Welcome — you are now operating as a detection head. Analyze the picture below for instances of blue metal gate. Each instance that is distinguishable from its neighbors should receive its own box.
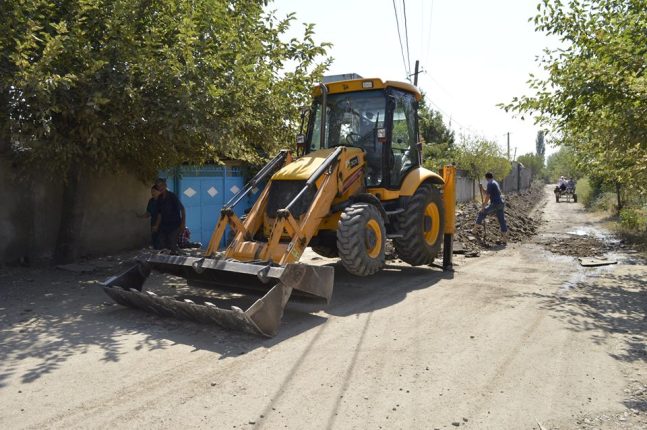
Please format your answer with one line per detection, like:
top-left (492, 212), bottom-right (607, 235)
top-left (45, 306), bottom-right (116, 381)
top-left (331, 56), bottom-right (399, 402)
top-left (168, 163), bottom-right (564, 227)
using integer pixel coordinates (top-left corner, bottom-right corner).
top-left (162, 165), bottom-right (253, 249)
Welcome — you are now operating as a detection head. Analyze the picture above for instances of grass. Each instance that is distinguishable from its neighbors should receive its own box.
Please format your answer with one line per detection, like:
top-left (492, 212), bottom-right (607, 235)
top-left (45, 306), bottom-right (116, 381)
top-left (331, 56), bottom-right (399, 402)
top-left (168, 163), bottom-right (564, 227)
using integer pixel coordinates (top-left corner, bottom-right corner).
top-left (576, 176), bottom-right (647, 251)
top-left (576, 177), bottom-right (595, 207)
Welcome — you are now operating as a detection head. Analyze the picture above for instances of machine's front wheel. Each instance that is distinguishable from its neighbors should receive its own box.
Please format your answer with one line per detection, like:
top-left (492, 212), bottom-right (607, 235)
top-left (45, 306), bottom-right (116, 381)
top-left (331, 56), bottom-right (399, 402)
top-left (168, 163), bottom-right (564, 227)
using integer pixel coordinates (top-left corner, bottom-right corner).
top-left (337, 203), bottom-right (386, 276)
top-left (394, 184), bottom-right (445, 266)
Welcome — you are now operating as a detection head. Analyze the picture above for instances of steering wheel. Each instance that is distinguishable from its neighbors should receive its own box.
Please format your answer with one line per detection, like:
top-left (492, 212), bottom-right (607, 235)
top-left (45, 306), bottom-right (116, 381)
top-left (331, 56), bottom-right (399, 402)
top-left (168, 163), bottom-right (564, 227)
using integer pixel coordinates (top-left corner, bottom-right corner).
top-left (345, 132), bottom-right (362, 145)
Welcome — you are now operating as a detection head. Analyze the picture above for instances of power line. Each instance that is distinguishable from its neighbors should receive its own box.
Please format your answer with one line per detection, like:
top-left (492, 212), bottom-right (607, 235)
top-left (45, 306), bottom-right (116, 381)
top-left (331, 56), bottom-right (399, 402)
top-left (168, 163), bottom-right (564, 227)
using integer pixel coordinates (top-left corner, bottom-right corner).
top-left (426, 98), bottom-right (467, 131)
top-left (419, 0), bottom-right (424, 56)
top-left (402, 0), bottom-right (412, 75)
top-left (423, 71), bottom-right (456, 100)
top-left (392, 0), bottom-right (410, 79)
top-left (423, 0), bottom-right (435, 68)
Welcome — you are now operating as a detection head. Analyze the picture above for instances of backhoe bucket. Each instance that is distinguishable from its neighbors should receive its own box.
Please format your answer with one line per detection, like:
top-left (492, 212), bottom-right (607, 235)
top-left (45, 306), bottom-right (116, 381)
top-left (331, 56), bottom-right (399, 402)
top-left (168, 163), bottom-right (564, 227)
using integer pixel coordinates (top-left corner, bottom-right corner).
top-left (101, 254), bottom-right (334, 337)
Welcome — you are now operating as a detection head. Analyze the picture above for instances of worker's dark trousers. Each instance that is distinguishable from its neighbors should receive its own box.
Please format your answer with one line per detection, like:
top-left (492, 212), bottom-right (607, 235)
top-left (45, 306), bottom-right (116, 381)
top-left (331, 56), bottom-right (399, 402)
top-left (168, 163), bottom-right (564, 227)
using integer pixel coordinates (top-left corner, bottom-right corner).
top-left (476, 202), bottom-right (508, 232)
top-left (159, 227), bottom-right (181, 253)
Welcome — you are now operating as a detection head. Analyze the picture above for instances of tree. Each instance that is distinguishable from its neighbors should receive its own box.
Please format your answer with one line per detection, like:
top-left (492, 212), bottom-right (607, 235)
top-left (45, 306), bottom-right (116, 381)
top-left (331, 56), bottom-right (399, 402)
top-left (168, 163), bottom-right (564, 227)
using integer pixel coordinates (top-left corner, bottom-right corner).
top-left (535, 130), bottom-right (545, 160)
top-left (419, 96), bottom-right (455, 147)
top-left (503, 0), bottom-right (647, 206)
top-left (0, 0), bottom-right (330, 262)
top-left (454, 135), bottom-right (511, 197)
top-left (545, 146), bottom-right (583, 182)
top-left (517, 152), bottom-right (545, 180)
top-left (418, 95), bottom-right (455, 171)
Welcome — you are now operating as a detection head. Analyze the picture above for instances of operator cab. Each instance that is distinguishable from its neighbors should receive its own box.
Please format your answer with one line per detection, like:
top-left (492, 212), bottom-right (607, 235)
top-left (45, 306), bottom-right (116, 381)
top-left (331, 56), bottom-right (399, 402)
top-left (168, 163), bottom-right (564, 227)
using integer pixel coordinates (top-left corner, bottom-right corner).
top-left (301, 78), bottom-right (422, 189)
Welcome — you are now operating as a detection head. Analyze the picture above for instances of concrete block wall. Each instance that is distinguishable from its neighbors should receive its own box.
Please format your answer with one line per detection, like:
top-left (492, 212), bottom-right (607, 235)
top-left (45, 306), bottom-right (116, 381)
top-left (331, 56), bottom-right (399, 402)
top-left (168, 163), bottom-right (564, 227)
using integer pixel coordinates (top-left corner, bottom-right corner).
top-left (0, 156), bottom-right (150, 264)
top-left (456, 175), bottom-right (477, 203)
top-left (0, 158), bottom-right (63, 263)
top-left (78, 173), bottom-right (152, 256)
top-left (454, 162), bottom-right (532, 203)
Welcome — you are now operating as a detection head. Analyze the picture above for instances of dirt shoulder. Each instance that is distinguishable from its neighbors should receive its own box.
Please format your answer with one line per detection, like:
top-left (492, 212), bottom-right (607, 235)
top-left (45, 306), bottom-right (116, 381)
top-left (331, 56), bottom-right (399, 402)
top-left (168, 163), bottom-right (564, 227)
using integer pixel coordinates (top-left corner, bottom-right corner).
top-left (0, 185), bottom-right (645, 429)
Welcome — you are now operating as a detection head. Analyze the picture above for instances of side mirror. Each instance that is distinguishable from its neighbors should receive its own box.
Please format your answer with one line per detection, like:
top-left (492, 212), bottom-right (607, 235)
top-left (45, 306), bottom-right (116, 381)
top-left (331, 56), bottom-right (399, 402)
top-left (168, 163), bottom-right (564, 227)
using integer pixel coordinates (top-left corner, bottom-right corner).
top-left (377, 128), bottom-right (386, 145)
top-left (296, 134), bottom-right (306, 156)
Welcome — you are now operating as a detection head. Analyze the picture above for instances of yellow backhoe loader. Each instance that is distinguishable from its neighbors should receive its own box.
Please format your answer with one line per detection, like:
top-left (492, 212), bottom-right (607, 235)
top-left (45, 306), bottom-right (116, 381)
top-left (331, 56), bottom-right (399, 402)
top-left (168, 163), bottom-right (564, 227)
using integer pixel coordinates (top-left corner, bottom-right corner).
top-left (102, 77), bottom-right (456, 337)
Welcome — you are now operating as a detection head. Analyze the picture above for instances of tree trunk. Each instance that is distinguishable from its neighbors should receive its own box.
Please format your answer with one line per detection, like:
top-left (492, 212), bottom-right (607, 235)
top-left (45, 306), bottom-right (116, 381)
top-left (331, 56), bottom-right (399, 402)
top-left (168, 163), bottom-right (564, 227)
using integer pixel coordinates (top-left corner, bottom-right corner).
top-left (615, 182), bottom-right (623, 213)
top-left (53, 167), bottom-right (85, 264)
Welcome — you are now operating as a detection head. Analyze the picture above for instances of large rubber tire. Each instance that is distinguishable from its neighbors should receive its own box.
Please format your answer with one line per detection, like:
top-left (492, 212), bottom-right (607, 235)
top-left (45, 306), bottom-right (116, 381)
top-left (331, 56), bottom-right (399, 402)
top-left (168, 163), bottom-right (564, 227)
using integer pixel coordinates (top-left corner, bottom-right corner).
top-left (337, 203), bottom-right (386, 276)
top-left (573, 193), bottom-right (578, 203)
top-left (394, 184), bottom-right (445, 266)
top-left (555, 195), bottom-right (560, 203)
top-left (311, 246), bottom-right (338, 258)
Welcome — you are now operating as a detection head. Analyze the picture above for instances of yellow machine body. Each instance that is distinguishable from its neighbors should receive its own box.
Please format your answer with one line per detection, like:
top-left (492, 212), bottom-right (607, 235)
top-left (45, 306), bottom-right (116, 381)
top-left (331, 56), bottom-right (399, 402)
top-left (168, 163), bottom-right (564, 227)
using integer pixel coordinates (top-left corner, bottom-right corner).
top-left (102, 76), bottom-right (457, 337)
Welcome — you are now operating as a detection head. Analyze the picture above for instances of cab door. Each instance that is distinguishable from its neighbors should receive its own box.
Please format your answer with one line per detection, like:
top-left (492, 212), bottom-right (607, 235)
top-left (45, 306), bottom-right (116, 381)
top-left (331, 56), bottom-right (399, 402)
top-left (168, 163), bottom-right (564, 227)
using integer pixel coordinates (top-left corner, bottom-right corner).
top-left (386, 89), bottom-right (419, 187)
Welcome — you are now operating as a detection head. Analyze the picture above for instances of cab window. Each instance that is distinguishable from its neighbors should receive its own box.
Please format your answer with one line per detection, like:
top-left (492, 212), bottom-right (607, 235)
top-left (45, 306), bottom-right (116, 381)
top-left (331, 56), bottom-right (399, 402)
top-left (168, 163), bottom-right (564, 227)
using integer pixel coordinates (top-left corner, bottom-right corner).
top-left (390, 90), bottom-right (418, 185)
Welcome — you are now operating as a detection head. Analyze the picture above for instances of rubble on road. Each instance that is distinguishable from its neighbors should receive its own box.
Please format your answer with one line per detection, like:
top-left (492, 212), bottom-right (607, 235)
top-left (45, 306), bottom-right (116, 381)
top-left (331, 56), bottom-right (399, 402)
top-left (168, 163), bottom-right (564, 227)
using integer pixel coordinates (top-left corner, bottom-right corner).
top-left (578, 257), bottom-right (618, 267)
top-left (538, 233), bottom-right (624, 258)
top-left (453, 184), bottom-right (543, 254)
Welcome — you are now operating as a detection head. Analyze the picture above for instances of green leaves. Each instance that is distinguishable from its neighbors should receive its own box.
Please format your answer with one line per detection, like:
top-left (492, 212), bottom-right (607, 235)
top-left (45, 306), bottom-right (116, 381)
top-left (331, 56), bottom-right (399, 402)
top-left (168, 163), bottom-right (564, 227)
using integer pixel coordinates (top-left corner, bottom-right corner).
top-left (419, 95), bottom-right (456, 171)
top-left (517, 152), bottom-right (545, 180)
top-left (505, 0), bottom-right (647, 196)
top-left (452, 135), bottom-right (511, 181)
top-left (1, 0), bottom-right (330, 179)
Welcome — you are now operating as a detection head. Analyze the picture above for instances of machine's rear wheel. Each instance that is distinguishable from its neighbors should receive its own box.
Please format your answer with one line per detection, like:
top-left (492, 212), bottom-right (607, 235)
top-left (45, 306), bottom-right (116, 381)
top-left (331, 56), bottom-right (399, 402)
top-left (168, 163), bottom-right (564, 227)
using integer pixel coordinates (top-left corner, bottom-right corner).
top-left (573, 193), bottom-right (578, 203)
top-left (556, 195), bottom-right (560, 203)
top-left (394, 184), bottom-right (445, 266)
top-left (337, 203), bottom-right (386, 276)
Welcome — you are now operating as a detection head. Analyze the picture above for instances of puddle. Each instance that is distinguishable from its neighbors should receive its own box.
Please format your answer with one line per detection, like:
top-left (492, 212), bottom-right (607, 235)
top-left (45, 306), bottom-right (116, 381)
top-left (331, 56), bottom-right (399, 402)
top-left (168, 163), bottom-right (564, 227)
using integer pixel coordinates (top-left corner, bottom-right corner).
top-left (557, 251), bottom-right (623, 294)
top-left (566, 226), bottom-right (610, 240)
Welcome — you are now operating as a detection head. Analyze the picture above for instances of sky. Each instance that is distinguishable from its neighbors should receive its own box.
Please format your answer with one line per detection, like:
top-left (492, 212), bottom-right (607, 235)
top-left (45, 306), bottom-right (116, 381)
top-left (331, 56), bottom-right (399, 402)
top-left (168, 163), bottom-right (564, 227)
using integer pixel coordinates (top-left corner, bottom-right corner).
top-left (270, 0), bottom-right (556, 158)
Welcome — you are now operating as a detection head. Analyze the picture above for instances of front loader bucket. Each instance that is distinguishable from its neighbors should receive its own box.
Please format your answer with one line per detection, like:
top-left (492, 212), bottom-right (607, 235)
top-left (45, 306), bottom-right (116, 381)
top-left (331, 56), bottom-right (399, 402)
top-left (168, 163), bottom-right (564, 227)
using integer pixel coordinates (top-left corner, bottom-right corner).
top-left (101, 255), bottom-right (334, 337)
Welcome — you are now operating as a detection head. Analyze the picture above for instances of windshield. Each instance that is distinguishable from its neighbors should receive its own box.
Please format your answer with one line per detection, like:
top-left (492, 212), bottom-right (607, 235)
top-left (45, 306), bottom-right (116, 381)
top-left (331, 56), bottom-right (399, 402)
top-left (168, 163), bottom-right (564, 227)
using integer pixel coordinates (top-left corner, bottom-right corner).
top-left (309, 90), bottom-right (386, 186)
top-left (309, 90), bottom-right (386, 152)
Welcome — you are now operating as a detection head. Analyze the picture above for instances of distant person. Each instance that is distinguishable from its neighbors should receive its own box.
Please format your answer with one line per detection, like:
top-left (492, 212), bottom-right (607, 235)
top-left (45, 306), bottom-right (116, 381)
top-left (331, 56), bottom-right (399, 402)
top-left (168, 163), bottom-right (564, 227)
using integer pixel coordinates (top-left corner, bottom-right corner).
top-left (153, 178), bottom-right (186, 254)
top-left (567, 178), bottom-right (576, 190)
top-left (137, 186), bottom-right (161, 249)
top-left (473, 172), bottom-right (508, 243)
top-left (558, 176), bottom-right (567, 191)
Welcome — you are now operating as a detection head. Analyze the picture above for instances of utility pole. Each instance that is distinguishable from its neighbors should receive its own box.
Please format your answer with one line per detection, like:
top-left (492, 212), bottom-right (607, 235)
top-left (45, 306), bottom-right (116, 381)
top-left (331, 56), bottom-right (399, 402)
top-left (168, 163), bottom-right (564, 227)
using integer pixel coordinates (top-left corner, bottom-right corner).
top-left (413, 60), bottom-right (420, 86)
top-left (507, 132), bottom-right (510, 161)
top-left (513, 147), bottom-right (517, 161)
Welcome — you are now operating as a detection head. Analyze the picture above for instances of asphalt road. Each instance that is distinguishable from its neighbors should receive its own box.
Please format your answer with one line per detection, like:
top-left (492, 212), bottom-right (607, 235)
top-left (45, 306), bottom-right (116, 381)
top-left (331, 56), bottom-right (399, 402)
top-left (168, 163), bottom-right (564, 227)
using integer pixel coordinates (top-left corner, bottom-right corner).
top-left (1, 186), bottom-right (645, 429)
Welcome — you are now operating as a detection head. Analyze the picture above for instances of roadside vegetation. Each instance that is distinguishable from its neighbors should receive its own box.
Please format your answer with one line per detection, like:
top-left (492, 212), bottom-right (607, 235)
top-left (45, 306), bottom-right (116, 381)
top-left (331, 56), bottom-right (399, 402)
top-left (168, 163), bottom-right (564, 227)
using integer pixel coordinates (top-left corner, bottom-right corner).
top-left (1, 0), bottom-right (330, 263)
top-left (5, 0), bottom-right (642, 264)
top-left (503, 0), bottom-right (647, 247)
top-left (419, 97), bottom-right (511, 182)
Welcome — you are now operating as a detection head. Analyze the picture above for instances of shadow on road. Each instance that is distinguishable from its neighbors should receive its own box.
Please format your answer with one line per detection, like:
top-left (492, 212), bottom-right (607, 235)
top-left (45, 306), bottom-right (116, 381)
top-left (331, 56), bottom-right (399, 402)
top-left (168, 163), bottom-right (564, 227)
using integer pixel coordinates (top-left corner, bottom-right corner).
top-left (323, 261), bottom-right (453, 317)
top-left (520, 267), bottom-right (647, 413)
top-left (0, 260), bottom-right (451, 388)
top-left (528, 272), bottom-right (647, 364)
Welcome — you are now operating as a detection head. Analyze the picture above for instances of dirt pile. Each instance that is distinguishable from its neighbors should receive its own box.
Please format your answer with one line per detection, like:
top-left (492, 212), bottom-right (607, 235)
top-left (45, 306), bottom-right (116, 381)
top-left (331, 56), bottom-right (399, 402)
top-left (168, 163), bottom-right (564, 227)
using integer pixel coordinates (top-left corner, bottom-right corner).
top-left (454, 184), bottom-right (543, 254)
top-left (537, 234), bottom-right (624, 258)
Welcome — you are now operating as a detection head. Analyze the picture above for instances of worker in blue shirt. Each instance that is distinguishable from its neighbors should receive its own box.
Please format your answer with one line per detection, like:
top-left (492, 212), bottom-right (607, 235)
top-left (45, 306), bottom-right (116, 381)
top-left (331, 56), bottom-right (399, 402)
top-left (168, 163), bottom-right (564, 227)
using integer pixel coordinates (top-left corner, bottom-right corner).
top-left (152, 178), bottom-right (186, 254)
top-left (137, 186), bottom-right (162, 249)
top-left (473, 172), bottom-right (508, 243)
